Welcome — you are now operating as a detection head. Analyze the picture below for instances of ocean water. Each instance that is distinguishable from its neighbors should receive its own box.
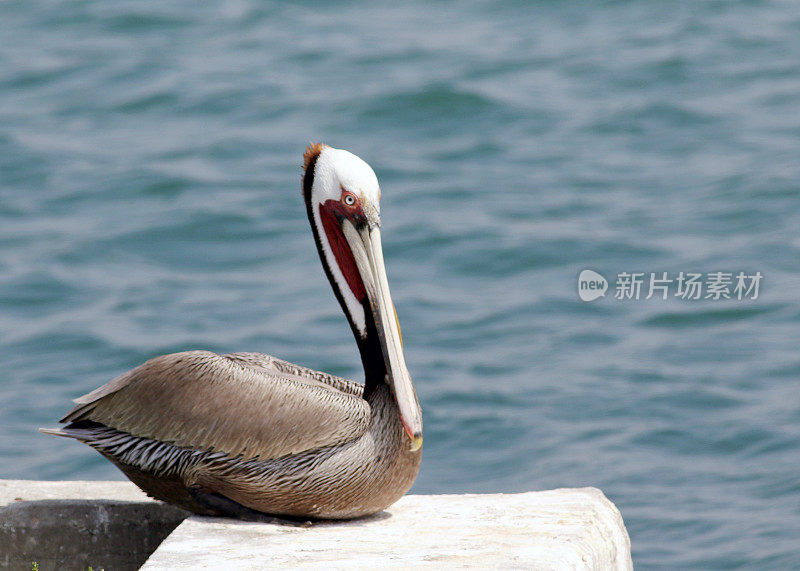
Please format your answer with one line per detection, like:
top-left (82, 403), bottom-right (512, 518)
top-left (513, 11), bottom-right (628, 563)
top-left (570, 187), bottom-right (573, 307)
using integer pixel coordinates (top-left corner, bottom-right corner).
top-left (2, 1), bottom-right (799, 567)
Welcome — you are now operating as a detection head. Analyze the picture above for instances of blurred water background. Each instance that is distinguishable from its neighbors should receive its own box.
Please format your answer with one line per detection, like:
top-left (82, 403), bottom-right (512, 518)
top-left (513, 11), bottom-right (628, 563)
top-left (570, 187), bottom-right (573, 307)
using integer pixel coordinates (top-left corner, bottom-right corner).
top-left (2, 1), bottom-right (799, 568)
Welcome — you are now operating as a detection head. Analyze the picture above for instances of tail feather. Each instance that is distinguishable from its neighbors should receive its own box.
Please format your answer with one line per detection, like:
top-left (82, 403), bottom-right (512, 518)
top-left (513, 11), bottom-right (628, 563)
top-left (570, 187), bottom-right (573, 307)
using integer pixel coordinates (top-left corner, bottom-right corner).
top-left (40, 421), bottom-right (106, 440)
top-left (39, 427), bottom-right (70, 438)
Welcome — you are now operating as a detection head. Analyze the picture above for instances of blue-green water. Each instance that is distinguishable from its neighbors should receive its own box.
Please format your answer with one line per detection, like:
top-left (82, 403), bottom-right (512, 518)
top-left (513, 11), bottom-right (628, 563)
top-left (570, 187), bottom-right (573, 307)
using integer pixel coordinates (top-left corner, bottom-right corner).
top-left (2, 1), bottom-right (799, 567)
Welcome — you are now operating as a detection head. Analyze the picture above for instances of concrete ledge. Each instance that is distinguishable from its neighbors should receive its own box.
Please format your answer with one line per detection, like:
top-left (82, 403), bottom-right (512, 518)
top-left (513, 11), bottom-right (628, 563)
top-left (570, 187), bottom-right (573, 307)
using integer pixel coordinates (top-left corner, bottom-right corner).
top-left (1, 481), bottom-right (632, 570)
top-left (144, 488), bottom-right (632, 570)
top-left (0, 480), bottom-right (188, 571)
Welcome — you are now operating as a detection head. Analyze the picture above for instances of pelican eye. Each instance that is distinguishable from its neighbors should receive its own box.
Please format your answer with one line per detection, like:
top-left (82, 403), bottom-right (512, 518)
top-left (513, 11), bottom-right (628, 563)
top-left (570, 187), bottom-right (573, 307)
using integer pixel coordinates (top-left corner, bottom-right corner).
top-left (343, 193), bottom-right (357, 206)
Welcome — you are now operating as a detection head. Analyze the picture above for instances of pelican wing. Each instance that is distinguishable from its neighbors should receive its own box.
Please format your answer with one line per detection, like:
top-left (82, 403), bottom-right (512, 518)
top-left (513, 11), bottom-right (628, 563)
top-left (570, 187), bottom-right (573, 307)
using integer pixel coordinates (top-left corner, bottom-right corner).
top-left (61, 350), bottom-right (370, 461)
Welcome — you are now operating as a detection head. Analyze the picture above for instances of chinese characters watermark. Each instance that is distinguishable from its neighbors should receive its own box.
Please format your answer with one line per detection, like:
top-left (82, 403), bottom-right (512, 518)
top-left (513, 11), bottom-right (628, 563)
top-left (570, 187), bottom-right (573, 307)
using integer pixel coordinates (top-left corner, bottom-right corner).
top-left (578, 269), bottom-right (762, 302)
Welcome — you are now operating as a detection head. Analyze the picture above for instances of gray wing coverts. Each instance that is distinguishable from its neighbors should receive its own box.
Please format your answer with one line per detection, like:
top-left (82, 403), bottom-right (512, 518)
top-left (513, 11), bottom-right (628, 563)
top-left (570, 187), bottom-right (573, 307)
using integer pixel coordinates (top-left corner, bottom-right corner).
top-left (61, 351), bottom-right (370, 461)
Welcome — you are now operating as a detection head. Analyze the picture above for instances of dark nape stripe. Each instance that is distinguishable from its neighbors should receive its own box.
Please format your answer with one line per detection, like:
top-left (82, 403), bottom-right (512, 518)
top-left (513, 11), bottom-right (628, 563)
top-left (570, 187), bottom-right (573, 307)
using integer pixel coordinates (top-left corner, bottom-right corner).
top-left (302, 151), bottom-right (319, 203)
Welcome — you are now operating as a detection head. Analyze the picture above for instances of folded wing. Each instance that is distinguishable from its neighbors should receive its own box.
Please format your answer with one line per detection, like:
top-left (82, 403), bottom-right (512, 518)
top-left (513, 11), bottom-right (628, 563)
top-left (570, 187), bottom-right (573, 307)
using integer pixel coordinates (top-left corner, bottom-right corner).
top-left (61, 350), bottom-right (370, 461)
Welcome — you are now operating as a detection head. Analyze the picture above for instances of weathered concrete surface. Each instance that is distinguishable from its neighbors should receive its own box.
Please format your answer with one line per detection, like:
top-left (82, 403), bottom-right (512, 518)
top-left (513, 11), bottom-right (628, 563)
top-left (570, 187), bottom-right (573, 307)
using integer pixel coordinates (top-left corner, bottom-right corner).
top-left (1, 481), bottom-right (631, 570)
top-left (0, 480), bottom-right (188, 571)
top-left (143, 487), bottom-right (632, 570)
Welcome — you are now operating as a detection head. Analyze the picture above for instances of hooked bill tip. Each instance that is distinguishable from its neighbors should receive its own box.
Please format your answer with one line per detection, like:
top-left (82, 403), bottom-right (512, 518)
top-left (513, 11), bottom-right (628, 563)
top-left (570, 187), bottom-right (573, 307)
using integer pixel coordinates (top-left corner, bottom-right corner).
top-left (409, 432), bottom-right (423, 452)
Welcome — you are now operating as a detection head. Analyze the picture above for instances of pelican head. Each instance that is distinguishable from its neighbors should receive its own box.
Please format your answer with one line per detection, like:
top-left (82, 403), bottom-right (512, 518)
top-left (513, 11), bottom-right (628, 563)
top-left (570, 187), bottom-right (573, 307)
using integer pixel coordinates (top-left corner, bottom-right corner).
top-left (302, 143), bottom-right (422, 452)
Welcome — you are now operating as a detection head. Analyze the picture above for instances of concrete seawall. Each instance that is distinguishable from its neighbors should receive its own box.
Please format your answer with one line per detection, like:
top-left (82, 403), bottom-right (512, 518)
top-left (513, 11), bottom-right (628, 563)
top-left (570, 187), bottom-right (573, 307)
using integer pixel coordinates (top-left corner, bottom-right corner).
top-left (1, 480), bottom-right (632, 570)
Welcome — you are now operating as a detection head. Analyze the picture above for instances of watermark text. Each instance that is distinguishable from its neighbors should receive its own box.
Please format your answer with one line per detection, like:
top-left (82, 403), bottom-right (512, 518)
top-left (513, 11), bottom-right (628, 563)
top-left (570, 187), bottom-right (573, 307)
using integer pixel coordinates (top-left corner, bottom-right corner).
top-left (578, 270), bottom-right (762, 302)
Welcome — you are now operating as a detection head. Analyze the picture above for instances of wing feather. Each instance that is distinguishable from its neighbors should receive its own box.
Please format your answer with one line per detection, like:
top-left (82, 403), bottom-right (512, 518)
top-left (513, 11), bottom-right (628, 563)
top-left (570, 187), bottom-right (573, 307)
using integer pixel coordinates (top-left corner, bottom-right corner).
top-left (61, 351), bottom-right (369, 460)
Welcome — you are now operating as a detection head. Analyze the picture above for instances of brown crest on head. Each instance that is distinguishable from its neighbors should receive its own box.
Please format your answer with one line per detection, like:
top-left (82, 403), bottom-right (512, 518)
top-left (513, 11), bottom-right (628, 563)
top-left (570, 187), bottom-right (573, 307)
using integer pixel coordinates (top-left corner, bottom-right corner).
top-left (303, 142), bottom-right (328, 174)
top-left (302, 142), bottom-right (328, 201)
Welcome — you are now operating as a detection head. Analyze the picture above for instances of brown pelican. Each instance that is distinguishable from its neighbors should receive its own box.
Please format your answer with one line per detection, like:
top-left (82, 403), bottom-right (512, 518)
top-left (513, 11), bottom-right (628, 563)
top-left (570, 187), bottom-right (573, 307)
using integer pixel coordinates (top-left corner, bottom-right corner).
top-left (41, 143), bottom-right (423, 519)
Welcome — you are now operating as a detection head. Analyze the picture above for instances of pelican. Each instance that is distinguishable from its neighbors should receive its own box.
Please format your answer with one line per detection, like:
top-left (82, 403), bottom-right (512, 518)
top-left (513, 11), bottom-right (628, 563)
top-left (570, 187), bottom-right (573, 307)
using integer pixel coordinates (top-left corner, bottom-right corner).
top-left (41, 143), bottom-right (423, 519)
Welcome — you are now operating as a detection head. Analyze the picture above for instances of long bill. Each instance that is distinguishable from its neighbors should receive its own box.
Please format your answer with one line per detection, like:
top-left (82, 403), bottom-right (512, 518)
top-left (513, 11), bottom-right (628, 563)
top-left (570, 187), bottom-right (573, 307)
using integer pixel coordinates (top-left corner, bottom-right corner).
top-left (342, 221), bottom-right (423, 452)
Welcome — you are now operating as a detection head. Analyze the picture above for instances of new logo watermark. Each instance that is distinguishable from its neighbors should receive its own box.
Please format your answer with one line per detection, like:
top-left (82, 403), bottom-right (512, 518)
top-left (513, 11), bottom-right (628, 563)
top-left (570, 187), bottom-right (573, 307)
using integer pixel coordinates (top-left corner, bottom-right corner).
top-left (578, 269), bottom-right (608, 302)
top-left (577, 270), bottom-right (762, 302)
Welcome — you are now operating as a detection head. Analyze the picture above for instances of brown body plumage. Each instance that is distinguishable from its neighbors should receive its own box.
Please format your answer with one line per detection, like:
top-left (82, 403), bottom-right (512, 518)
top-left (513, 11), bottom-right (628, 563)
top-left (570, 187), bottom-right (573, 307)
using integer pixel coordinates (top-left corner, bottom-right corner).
top-left (42, 144), bottom-right (423, 519)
